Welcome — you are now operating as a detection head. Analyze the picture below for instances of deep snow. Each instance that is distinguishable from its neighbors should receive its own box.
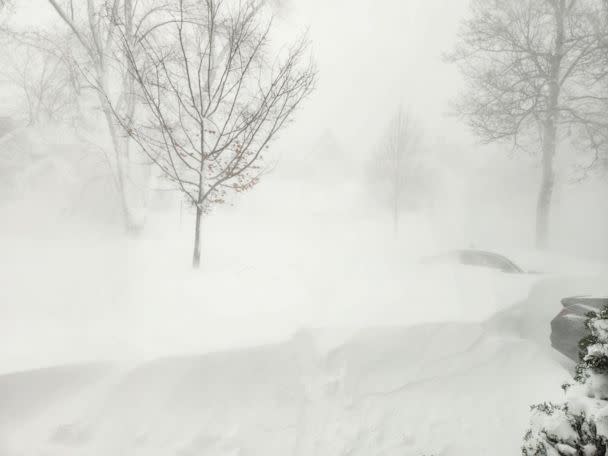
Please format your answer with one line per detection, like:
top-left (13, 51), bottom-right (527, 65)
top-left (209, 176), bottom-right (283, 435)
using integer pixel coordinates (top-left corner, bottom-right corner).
top-left (2, 180), bottom-right (606, 455)
top-left (2, 128), bottom-right (608, 455)
top-left (0, 322), bottom-right (569, 456)
top-left (2, 266), bottom-right (607, 455)
top-left (2, 202), bottom-right (607, 455)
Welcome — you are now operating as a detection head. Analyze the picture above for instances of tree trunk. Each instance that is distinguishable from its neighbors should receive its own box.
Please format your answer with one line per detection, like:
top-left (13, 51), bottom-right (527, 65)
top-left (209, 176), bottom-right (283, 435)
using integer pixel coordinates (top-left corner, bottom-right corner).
top-left (192, 205), bottom-right (203, 269)
top-left (193, 122), bottom-right (206, 268)
top-left (536, 0), bottom-right (564, 250)
top-left (393, 208), bottom-right (398, 237)
top-left (393, 190), bottom-right (399, 237)
top-left (536, 122), bottom-right (556, 249)
top-left (100, 99), bottom-right (141, 234)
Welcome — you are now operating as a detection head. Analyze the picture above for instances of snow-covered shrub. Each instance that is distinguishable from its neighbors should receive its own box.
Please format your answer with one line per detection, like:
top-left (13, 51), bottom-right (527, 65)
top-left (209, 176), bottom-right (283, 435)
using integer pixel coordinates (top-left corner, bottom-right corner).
top-left (522, 306), bottom-right (608, 455)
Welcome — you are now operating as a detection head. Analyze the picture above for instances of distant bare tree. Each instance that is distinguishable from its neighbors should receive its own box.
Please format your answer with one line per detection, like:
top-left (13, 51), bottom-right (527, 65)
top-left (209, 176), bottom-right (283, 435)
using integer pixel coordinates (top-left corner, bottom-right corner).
top-left (369, 107), bottom-right (425, 235)
top-left (45, 0), bottom-right (151, 233)
top-left (1, 40), bottom-right (77, 125)
top-left (111, 0), bottom-right (316, 267)
top-left (0, 0), bottom-right (13, 31)
top-left (567, 2), bottom-right (608, 178)
top-left (449, 0), bottom-right (608, 249)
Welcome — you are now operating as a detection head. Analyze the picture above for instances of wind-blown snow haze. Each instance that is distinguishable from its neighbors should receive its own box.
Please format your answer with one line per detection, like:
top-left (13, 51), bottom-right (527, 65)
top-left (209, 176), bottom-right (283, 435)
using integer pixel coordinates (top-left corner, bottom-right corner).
top-left (2, 0), bottom-right (608, 455)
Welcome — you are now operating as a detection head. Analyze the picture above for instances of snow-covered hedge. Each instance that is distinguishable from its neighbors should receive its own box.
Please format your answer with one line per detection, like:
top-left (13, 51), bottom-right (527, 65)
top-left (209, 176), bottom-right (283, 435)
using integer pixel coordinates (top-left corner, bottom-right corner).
top-left (522, 306), bottom-right (608, 455)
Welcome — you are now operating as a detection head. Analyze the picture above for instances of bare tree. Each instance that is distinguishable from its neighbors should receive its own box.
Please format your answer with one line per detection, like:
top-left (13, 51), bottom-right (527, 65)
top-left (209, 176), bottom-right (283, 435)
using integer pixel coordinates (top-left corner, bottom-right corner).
top-left (369, 107), bottom-right (425, 235)
top-left (45, 0), bottom-right (151, 233)
top-left (566, 2), bottom-right (608, 179)
top-left (0, 39), bottom-right (78, 125)
top-left (111, 0), bottom-right (316, 267)
top-left (449, 0), bottom-right (608, 249)
top-left (0, 0), bottom-right (13, 32)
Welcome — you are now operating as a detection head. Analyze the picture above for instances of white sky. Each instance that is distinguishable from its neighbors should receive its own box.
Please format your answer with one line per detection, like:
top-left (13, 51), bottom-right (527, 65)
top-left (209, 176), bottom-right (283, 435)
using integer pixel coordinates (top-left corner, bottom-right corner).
top-left (275, 0), bottom-right (475, 156)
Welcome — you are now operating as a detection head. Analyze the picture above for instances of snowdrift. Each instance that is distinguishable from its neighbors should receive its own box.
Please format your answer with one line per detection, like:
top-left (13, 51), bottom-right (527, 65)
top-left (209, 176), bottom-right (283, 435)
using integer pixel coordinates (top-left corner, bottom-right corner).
top-left (0, 323), bottom-right (567, 456)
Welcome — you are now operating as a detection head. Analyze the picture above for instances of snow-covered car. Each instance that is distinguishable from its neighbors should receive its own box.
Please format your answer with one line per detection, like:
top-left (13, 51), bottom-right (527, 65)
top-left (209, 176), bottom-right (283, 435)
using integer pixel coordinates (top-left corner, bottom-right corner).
top-left (550, 296), bottom-right (608, 362)
top-left (417, 249), bottom-right (544, 321)
top-left (422, 249), bottom-right (526, 273)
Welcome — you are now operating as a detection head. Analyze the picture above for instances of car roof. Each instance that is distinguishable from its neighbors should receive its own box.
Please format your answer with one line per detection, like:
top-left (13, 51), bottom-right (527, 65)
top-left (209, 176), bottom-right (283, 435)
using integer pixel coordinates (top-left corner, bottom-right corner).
top-left (451, 249), bottom-right (525, 272)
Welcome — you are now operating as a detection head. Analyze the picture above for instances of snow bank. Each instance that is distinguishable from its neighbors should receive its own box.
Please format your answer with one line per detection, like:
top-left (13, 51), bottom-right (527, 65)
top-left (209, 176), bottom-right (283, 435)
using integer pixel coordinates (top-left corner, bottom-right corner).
top-left (0, 323), bottom-right (567, 456)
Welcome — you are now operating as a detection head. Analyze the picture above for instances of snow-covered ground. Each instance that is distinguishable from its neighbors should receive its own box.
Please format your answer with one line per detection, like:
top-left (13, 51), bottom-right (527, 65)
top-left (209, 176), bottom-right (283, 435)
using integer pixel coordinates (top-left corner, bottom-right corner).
top-left (0, 204), bottom-right (563, 373)
top-left (1, 202), bottom-right (607, 455)
top-left (2, 136), bottom-right (608, 455)
top-left (0, 321), bottom-right (573, 456)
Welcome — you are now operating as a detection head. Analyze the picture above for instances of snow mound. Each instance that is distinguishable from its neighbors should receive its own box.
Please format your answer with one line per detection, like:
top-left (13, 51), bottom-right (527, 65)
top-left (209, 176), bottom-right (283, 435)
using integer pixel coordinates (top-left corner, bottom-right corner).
top-left (0, 323), bottom-right (567, 456)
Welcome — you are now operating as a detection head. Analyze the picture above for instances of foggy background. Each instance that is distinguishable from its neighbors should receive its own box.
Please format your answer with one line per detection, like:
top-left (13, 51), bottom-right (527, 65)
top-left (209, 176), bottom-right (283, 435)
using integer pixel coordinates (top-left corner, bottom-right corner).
top-left (1, 1), bottom-right (608, 455)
